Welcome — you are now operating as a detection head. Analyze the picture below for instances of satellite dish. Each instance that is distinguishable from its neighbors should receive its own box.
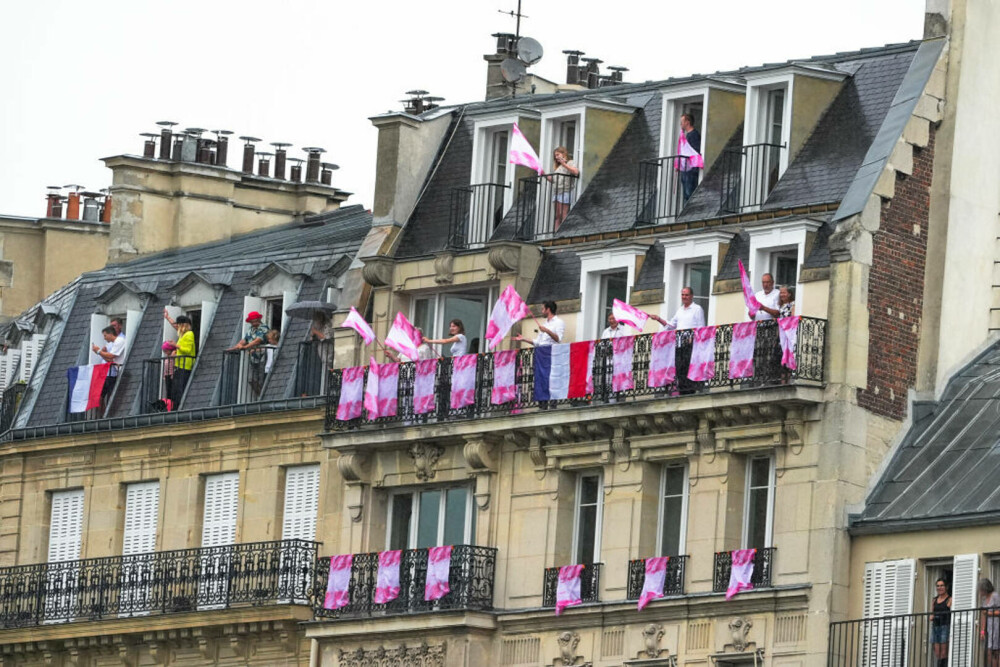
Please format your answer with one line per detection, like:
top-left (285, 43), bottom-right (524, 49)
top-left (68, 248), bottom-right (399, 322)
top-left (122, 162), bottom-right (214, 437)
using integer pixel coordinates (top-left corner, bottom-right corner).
top-left (516, 37), bottom-right (543, 65)
top-left (500, 58), bottom-right (527, 83)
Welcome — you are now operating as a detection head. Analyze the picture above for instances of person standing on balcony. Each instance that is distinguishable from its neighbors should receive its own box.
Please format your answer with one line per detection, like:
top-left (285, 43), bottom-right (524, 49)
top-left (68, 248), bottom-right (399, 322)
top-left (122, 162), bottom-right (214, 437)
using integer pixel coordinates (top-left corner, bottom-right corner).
top-left (92, 326), bottom-right (125, 408)
top-left (980, 578), bottom-right (1000, 666)
top-left (649, 287), bottom-right (705, 395)
top-left (515, 301), bottom-right (565, 347)
top-left (549, 147), bottom-right (579, 231)
top-left (678, 114), bottom-right (702, 203)
top-left (931, 578), bottom-right (951, 667)
top-left (424, 319), bottom-right (468, 357)
top-left (750, 273), bottom-right (781, 384)
top-left (169, 315), bottom-right (196, 406)
top-left (228, 311), bottom-right (269, 399)
top-left (601, 313), bottom-right (627, 339)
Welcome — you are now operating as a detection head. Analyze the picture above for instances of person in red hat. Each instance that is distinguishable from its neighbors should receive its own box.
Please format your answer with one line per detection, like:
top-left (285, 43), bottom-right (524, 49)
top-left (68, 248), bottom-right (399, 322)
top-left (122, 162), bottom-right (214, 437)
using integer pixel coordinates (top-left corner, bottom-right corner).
top-left (228, 310), bottom-right (269, 399)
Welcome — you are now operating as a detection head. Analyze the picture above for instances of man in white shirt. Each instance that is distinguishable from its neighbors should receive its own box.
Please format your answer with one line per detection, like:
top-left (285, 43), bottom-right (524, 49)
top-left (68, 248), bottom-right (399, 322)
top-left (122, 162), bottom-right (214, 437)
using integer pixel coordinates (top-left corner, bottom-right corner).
top-left (751, 273), bottom-right (782, 383)
top-left (650, 287), bottom-right (706, 331)
top-left (92, 325), bottom-right (126, 407)
top-left (751, 273), bottom-right (780, 321)
top-left (515, 301), bottom-right (566, 347)
top-left (601, 313), bottom-right (628, 339)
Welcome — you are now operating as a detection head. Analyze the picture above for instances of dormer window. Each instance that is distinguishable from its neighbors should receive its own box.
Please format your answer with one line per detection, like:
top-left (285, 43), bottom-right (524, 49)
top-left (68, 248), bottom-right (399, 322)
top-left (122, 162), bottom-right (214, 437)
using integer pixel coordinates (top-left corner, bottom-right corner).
top-left (454, 116), bottom-right (522, 249)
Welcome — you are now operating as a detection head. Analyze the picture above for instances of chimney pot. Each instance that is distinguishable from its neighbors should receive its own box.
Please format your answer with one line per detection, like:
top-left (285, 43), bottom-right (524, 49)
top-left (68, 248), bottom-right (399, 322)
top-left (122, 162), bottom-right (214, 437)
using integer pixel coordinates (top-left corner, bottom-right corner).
top-left (302, 147), bottom-right (325, 183)
top-left (64, 185), bottom-right (83, 220)
top-left (156, 121), bottom-right (177, 160)
top-left (45, 186), bottom-right (63, 218)
top-left (289, 158), bottom-right (304, 182)
top-left (239, 136), bottom-right (260, 174)
top-left (213, 130), bottom-right (232, 167)
top-left (271, 142), bottom-right (291, 180)
top-left (257, 151), bottom-right (273, 178)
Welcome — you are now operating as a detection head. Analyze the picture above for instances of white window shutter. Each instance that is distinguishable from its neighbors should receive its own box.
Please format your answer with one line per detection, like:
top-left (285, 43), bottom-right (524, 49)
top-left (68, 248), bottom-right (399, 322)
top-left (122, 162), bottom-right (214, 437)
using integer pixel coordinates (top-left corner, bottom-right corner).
top-left (862, 559), bottom-right (914, 666)
top-left (122, 482), bottom-right (159, 556)
top-left (282, 465), bottom-right (320, 542)
top-left (48, 489), bottom-right (84, 563)
top-left (889, 558), bottom-right (916, 615)
top-left (19, 335), bottom-right (45, 383)
top-left (950, 553), bottom-right (980, 667)
top-left (124, 309), bottom-right (142, 359)
top-left (0, 352), bottom-right (9, 391)
top-left (201, 473), bottom-right (239, 548)
top-left (200, 300), bottom-right (218, 350)
top-left (162, 305), bottom-right (184, 346)
top-left (90, 313), bottom-right (110, 364)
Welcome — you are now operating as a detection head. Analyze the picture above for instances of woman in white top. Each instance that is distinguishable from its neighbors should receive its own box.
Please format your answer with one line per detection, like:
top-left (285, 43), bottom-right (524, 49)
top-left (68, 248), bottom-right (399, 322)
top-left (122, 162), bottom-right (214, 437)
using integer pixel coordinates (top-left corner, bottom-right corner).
top-left (550, 146), bottom-right (580, 231)
top-left (425, 319), bottom-right (468, 357)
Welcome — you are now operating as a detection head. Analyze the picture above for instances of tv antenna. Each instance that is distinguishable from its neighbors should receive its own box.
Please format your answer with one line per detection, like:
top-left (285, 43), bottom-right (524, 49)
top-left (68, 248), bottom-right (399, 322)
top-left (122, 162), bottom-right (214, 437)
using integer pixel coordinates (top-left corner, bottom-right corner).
top-left (495, 0), bottom-right (543, 98)
top-left (497, 0), bottom-right (528, 39)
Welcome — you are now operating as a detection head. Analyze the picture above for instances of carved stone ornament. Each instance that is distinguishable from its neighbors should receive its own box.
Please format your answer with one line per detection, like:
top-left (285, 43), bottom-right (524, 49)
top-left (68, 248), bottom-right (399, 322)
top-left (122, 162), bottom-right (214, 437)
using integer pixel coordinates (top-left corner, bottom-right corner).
top-left (338, 641), bottom-right (446, 667)
top-left (337, 450), bottom-right (370, 483)
top-left (433, 252), bottom-right (454, 284)
top-left (360, 257), bottom-right (394, 288)
top-left (553, 631), bottom-right (583, 666)
top-left (487, 244), bottom-right (521, 274)
top-left (639, 623), bottom-right (666, 659)
top-left (409, 443), bottom-right (444, 481)
top-left (462, 437), bottom-right (497, 471)
top-left (728, 617), bottom-right (753, 653)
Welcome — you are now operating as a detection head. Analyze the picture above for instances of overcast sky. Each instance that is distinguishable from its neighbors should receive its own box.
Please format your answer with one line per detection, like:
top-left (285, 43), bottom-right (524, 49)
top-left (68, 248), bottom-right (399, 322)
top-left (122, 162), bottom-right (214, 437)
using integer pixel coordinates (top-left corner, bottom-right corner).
top-left (0, 0), bottom-right (925, 219)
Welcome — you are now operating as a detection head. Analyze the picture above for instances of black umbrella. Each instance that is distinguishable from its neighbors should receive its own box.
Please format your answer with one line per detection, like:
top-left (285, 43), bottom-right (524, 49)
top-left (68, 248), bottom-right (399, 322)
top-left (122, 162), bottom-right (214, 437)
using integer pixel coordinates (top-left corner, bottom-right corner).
top-left (284, 301), bottom-right (338, 319)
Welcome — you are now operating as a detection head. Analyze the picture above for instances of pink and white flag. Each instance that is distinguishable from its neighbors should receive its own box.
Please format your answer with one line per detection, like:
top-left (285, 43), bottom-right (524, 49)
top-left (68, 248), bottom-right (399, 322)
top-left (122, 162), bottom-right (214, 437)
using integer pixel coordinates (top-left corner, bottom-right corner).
top-left (648, 329), bottom-right (677, 388)
top-left (729, 321), bottom-right (757, 379)
top-left (450, 354), bottom-right (478, 409)
top-left (510, 122), bottom-right (543, 174)
top-left (612, 298), bottom-right (649, 332)
top-left (413, 359), bottom-right (438, 414)
top-left (486, 285), bottom-right (531, 350)
top-left (676, 132), bottom-right (705, 170)
top-left (555, 564), bottom-right (585, 616)
top-left (364, 358), bottom-right (400, 420)
top-left (341, 306), bottom-right (376, 345)
top-left (385, 312), bottom-right (421, 361)
top-left (739, 260), bottom-right (761, 319)
top-left (638, 556), bottom-right (669, 611)
top-left (323, 554), bottom-right (353, 610)
top-left (491, 349), bottom-right (518, 405)
top-left (612, 336), bottom-right (636, 392)
top-left (424, 545), bottom-right (453, 601)
top-left (688, 326), bottom-right (717, 382)
top-left (336, 366), bottom-right (366, 421)
top-left (726, 548), bottom-right (756, 600)
top-left (778, 316), bottom-right (800, 370)
top-left (374, 550), bottom-right (402, 604)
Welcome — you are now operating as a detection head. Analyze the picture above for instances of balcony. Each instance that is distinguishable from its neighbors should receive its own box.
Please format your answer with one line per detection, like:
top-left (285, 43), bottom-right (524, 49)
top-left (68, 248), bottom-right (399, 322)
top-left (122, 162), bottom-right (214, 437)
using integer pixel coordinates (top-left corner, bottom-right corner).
top-left (448, 183), bottom-right (509, 249)
top-left (719, 142), bottom-right (786, 213)
top-left (514, 172), bottom-right (579, 240)
top-left (325, 317), bottom-right (826, 431)
top-left (0, 383), bottom-right (26, 433)
top-left (65, 363), bottom-right (122, 422)
top-left (635, 155), bottom-right (691, 225)
top-left (625, 555), bottom-right (688, 601)
top-left (141, 355), bottom-right (196, 413)
top-left (0, 539), bottom-right (318, 629)
top-left (293, 340), bottom-right (333, 397)
top-left (220, 346), bottom-right (275, 404)
top-left (313, 545), bottom-right (496, 619)
top-left (828, 607), bottom-right (988, 667)
top-left (712, 547), bottom-right (775, 593)
top-left (542, 563), bottom-right (601, 607)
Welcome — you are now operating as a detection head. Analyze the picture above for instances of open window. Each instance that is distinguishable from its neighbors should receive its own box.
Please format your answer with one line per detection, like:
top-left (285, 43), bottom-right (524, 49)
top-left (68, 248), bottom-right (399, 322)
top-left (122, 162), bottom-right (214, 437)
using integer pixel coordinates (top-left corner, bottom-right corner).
top-left (661, 232), bottom-right (730, 326)
top-left (573, 472), bottom-right (603, 565)
top-left (742, 454), bottom-right (774, 550)
top-left (599, 271), bottom-right (628, 331)
top-left (411, 289), bottom-right (490, 356)
top-left (659, 463), bottom-right (688, 557)
top-left (747, 220), bottom-right (822, 313)
top-left (388, 486), bottom-right (473, 550)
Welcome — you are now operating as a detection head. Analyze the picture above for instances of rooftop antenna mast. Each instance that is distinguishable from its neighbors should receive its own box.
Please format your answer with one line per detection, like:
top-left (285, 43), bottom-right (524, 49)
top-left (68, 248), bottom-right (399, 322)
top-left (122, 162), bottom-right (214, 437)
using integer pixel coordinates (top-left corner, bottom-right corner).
top-left (496, 0), bottom-right (543, 100)
top-left (498, 0), bottom-right (527, 40)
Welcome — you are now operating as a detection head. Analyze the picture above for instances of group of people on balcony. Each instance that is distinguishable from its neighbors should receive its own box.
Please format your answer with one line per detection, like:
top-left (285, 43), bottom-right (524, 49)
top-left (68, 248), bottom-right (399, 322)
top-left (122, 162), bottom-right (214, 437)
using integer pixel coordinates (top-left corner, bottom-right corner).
top-left (90, 316), bottom-right (126, 409)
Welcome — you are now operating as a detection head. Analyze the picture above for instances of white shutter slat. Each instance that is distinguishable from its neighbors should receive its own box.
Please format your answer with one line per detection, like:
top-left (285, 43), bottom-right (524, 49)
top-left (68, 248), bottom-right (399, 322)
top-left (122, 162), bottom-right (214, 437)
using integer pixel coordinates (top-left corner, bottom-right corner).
top-left (282, 465), bottom-right (319, 542)
top-left (950, 553), bottom-right (979, 667)
top-left (48, 489), bottom-right (84, 563)
top-left (123, 482), bottom-right (159, 556)
top-left (202, 473), bottom-right (239, 547)
top-left (19, 335), bottom-right (46, 383)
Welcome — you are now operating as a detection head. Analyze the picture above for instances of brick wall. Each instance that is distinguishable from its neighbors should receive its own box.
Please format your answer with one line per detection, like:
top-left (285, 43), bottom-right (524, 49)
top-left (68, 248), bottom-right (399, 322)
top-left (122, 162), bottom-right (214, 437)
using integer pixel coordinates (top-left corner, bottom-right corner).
top-left (857, 127), bottom-right (935, 419)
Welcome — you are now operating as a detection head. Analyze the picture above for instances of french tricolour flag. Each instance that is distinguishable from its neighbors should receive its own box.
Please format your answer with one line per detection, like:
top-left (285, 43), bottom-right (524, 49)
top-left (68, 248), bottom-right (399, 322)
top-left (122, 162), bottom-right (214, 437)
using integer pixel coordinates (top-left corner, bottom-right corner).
top-left (66, 364), bottom-right (111, 413)
top-left (533, 342), bottom-right (594, 401)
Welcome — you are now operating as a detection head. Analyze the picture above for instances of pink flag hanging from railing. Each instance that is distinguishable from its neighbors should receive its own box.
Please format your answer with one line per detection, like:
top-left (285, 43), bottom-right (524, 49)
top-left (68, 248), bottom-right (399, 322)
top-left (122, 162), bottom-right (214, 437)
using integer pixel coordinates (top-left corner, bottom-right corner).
top-left (648, 330), bottom-right (677, 388)
top-left (688, 326), bottom-right (717, 382)
top-left (364, 359), bottom-right (399, 420)
top-left (612, 336), bottom-right (636, 392)
top-left (726, 548), bottom-right (756, 600)
top-left (729, 321), bottom-right (757, 379)
top-left (510, 122), bottom-right (544, 174)
top-left (638, 556), bottom-right (669, 611)
top-left (373, 550), bottom-right (402, 604)
top-left (413, 359), bottom-right (438, 414)
top-left (491, 349), bottom-right (518, 405)
top-left (424, 545), bottom-right (453, 601)
top-left (323, 554), bottom-right (353, 610)
top-left (555, 564), bottom-right (585, 616)
top-left (486, 285), bottom-right (531, 350)
top-left (336, 366), bottom-right (366, 421)
top-left (385, 312), bottom-right (421, 361)
top-left (739, 260), bottom-right (761, 319)
top-left (778, 316), bottom-right (800, 370)
top-left (341, 306), bottom-right (376, 345)
top-left (450, 354), bottom-right (478, 409)
top-left (612, 299), bottom-right (648, 332)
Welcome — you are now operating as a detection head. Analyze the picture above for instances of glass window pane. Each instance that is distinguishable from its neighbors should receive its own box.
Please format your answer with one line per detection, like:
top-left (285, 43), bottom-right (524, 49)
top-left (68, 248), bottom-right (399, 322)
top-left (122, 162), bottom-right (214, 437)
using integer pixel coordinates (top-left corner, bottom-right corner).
top-left (664, 466), bottom-right (685, 496)
top-left (442, 294), bottom-right (487, 356)
top-left (751, 457), bottom-right (770, 487)
top-left (576, 505), bottom-right (597, 564)
top-left (746, 487), bottom-right (769, 549)
top-left (413, 298), bottom-right (435, 339)
top-left (416, 490), bottom-right (441, 549)
top-left (389, 494), bottom-right (412, 551)
top-left (580, 475), bottom-right (600, 504)
top-left (660, 495), bottom-right (683, 556)
top-left (600, 273), bottom-right (628, 328)
top-left (443, 488), bottom-right (468, 546)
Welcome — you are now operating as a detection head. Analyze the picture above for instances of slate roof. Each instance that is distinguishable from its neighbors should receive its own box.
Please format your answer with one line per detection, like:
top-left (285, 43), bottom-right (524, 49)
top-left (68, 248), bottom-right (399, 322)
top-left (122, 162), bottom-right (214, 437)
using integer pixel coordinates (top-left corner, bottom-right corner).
top-left (852, 341), bottom-right (1000, 533)
top-left (10, 205), bottom-right (371, 432)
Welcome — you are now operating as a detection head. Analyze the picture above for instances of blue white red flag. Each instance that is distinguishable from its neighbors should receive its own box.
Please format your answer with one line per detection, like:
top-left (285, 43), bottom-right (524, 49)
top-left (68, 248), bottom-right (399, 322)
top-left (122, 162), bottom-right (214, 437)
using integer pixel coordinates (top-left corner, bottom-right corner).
top-left (533, 342), bottom-right (594, 401)
top-left (66, 364), bottom-right (111, 413)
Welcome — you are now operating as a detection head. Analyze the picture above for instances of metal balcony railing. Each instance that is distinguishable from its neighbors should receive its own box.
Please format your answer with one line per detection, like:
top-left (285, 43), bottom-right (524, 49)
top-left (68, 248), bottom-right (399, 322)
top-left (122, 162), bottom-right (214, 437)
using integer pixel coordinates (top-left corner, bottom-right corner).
top-left (712, 547), bottom-right (775, 593)
top-left (448, 183), bottom-right (509, 249)
top-left (0, 539), bottom-right (318, 629)
top-left (542, 563), bottom-right (601, 607)
top-left (635, 155), bottom-right (692, 225)
top-left (515, 172), bottom-right (579, 240)
top-left (625, 555), bottom-right (689, 600)
top-left (313, 545), bottom-right (496, 619)
top-left (325, 317), bottom-right (827, 431)
top-left (294, 340), bottom-right (334, 398)
top-left (0, 383), bottom-right (26, 433)
top-left (828, 607), bottom-right (993, 667)
top-left (141, 355), bottom-right (196, 413)
top-left (719, 142), bottom-right (786, 213)
top-left (220, 346), bottom-right (276, 405)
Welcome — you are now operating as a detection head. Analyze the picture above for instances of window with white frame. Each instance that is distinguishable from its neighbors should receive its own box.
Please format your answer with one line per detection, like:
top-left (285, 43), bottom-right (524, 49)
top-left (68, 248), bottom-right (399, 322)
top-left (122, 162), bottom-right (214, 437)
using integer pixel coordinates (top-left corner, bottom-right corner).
top-left (747, 220), bottom-right (821, 314)
top-left (122, 481), bottom-right (159, 556)
top-left (282, 465), bottom-right (320, 542)
top-left (661, 232), bottom-right (730, 326)
top-left (742, 454), bottom-right (774, 550)
top-left (578, 244), bottom-right (647, 339)
top-left (388, 486), bottom-right (473, 550)
top-left (599, 271), bottom-right (628, 330)
top-left (770, 249), bottom-right (798, 289)
top-left (659, 463), bottom-right (688, 557)
top-left (411, 289), bottom-right (491, 355)
top-left (574, 472), bottom-right (603, 565)
top-left (684, 261), bottom-right (712, 316)
top-left (542, 114), bottom-right (581, 171)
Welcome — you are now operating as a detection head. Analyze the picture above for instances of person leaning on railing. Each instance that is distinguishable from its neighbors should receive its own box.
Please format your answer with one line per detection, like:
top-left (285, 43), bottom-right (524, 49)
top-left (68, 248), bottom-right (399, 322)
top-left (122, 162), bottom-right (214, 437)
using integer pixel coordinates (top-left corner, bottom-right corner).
top-left (228, 311), bottom-right (269, 399)
top-left (648, 286), bottom-right (705, 395)
top-left (163, 310), bottom-right (196, 407)
top-left (549, 147), bottom-right (579, 231)
top-left (980, 578), bottom-right (1000, 665)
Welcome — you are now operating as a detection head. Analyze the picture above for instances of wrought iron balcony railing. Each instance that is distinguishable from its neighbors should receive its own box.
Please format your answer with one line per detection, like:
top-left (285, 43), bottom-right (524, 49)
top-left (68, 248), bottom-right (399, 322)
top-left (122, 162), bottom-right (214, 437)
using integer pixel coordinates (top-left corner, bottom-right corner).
top-left (0, 383), bottom-right (26, 433)
top-left (313, 545), bottom-right (496, 619)
top-left (325, 317), bottom-right (826, 431)
top-left (719, 142), bottom-right (786, 213)
top-left (515, 172), bottom-right (579, 240)
top-left (294, 340), bottom-right (334, 398)
top-left (141, 355), bottom-right (196, 413)
top-left (220, 346), bottom-right (277, 405)
top-left (0, 539), bottom-right (318, 629)
top-left (828, 607), bottom-right (992, 667)
top-left (712, 547), bottom-right (775, 593)
top-left (542, 563), bottom-right (601, 607)
top-left (448, 183), bottom-right (509, 249)
top-left (625, 555), bottom-right (688, 601)
top-left (635, 155), bottom-right (694, 225)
